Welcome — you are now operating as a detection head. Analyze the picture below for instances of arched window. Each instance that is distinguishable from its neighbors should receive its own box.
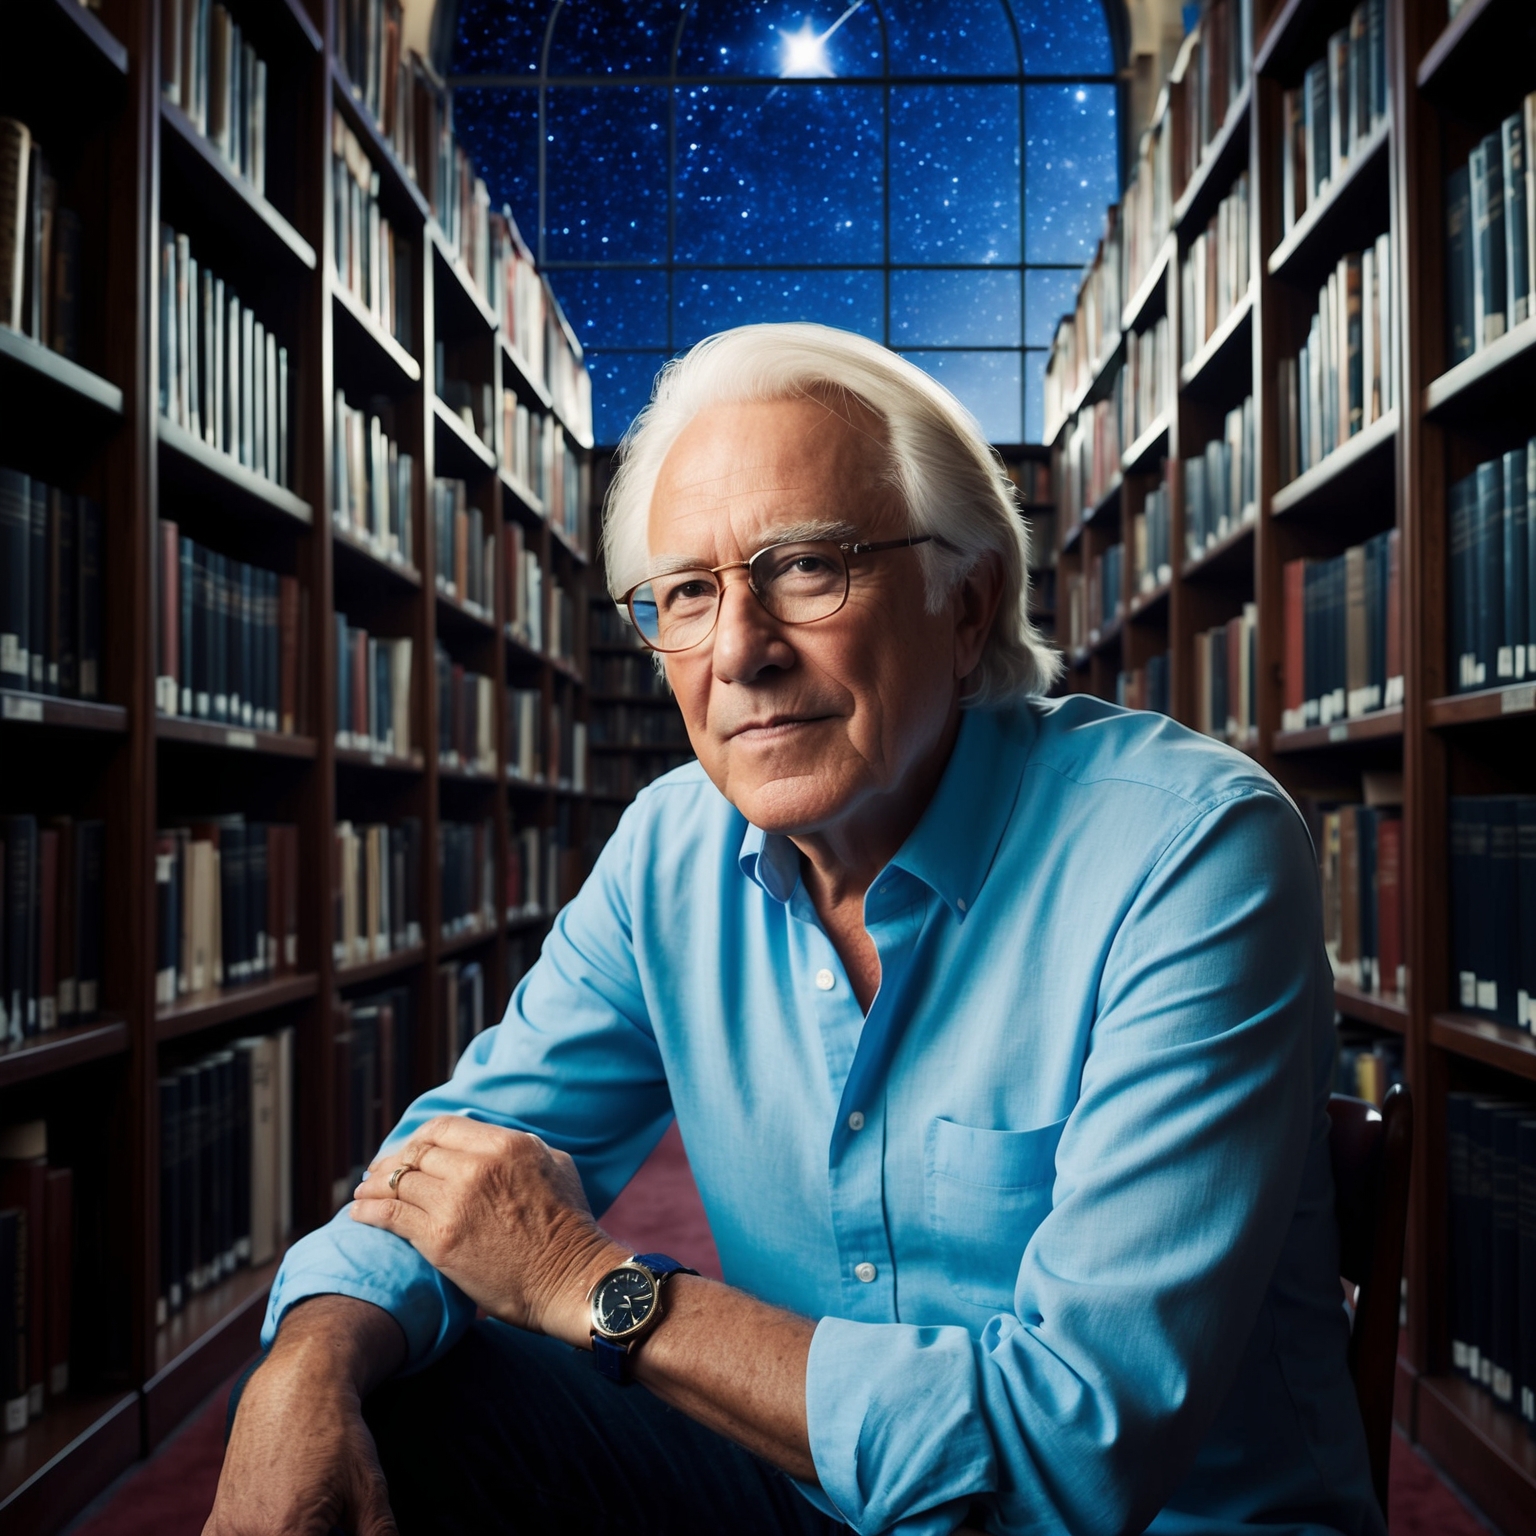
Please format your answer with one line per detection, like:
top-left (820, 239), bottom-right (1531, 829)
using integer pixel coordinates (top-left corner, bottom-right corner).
top-left (450, 0), bottom-right (1123, 444)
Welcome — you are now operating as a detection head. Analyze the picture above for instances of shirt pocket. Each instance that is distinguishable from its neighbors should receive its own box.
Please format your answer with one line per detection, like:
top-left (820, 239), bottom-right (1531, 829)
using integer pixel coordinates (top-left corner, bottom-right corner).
top-left (924, 1114), bottom-right (1068, 1310)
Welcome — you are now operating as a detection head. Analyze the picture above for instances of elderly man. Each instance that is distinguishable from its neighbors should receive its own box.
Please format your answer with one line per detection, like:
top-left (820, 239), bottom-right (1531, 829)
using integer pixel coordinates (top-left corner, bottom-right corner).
top-left (208, 325), bottom-right (1382, 1536)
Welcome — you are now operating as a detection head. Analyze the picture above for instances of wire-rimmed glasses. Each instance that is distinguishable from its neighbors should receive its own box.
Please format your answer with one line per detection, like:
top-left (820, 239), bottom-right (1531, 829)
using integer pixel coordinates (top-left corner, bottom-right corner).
top-left (620, 534), bottom-right (945, 654)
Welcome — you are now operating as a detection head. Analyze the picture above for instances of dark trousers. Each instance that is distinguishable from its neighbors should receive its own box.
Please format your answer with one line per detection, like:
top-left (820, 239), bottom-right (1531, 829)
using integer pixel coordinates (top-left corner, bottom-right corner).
top-left (228, 1318), bottom-right (848, 1536)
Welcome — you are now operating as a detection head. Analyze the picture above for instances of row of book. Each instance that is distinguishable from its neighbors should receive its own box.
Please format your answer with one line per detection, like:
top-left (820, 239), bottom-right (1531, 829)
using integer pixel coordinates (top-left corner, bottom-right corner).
top-left (1133, 477), bottom-right (1173, 595)
top-left (435, 648), bottom-right (496, 775)
top-left (1122, 314), bottom-right (1171, 451)
top-left (337, 0), bottom-right (417, 178)
top-left (1449, 797), bottom-right (1536, 1033)
top-left (1449, 445), bottom-right (1536, 693)
top-left (1277, 235), bottom-right (1396, 487)
top-left (334, 391), bottom-right (415, 569)
top-left (1281, 532), bottom-right (1403, 732)
top-left (1177, 0), bottom-right (1251, 193)
top-left (2, 817), bottom-right (103, 1045)
top-left (439, 364), bottom-right (494, 454)
top-left (1, 1121), bottom-right (72, 1434)
top-left (1115, 654), bottom-right (1170, 716)
top-left (1193, 606), bottom-right (1256, 746)
top-left (1180, 170), bottom-right (1249, 367)
top-left (153, 821), bottom-right (301, 1005)
top-left (0, 120), bottom-right (81, 359)
top-left (1089, 543), bottom-right (1124, 639)
top-left (505, 524), bottom-right (545, 652)
top-left (156, 1030), bottom-right (294, 1324)
top-left (1320, 796), bottom-right (1404, 999)
top-left (588, 750), bottom-right (695, 801)
top-left (332, 111), bottom-right (413, 352)
top-left (507, 686), bottom-right (542, 782)
top-left (335, 616), bottom-right (412, 758)
top-left (429, 96), bottom-right (492, 307)
top-left (1120, 95), bottom-right (1174, 322)
top-left (160, 225), bottom-right (292, 490)
top-left (1006, 459), bottom-right (1052, 507)
top-left (439, 959), bottom-right (488, 1082)
top-left (162, 0), bottom-right (269, 196)
top-left (1334, 1032), bottom-right (1402, 1106)
top-left (550, 694), bottom-right (588, 793)
top-left (590, 653), bottom-right (669, 697)
top-left (508, 821), bottom-right (574, 920)
top-left (1056, 397), bottom-right (1120, 531)
top-left (434, 479), bottom-right (494, 619)
top-left (1445, 101), bottom-right (1536, 365)
top-left (440, 818), bottom-right (496, 940)
top-left (588, 703), bottom-right (692, 749)
top-left (1278, 0), bottom-right (1389, 237)
top-left (0, 470), bottom-right (102, 700)
top-left (334, 819), bottom-right (423, 969)
top-left (1445, 1093), bottom-right (1536, 1435)
top-left (1183, 396), bottom-right (1256, 561)
top-left (155, 524), bottom-right (304, 733)
top-left (332, 984), bottom-right (415, 1207)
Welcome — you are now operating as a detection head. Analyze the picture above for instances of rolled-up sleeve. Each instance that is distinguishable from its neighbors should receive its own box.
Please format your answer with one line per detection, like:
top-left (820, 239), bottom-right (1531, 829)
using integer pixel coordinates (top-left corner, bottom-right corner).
top-left (805, 788), bottom-right (1329, 1535)
top-left (262, 799), bottom-right (671, 1370)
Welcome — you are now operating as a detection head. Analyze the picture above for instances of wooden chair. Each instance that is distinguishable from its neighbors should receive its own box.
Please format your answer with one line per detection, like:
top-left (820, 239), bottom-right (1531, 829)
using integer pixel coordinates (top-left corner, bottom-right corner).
top-left (1327, 1083), bottom-right (1413, 1520)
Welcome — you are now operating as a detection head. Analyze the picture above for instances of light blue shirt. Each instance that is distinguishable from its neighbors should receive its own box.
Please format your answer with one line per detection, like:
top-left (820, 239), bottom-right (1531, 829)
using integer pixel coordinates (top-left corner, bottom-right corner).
top-left (265, 697), bottom-right (1383, 1536)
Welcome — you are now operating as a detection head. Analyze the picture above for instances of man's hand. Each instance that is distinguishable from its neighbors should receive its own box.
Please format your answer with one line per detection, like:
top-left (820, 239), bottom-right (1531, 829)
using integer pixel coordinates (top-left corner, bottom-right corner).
top-left (204, 1295), bottom-right (406, 1536)
top-left (350, 1117), bottom-right (626, 1345)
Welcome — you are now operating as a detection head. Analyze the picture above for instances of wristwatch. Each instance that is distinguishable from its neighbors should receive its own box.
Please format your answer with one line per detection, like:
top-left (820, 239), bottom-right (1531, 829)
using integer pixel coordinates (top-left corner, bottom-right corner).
top-left (588, 1252), bottom-right (698, 1382)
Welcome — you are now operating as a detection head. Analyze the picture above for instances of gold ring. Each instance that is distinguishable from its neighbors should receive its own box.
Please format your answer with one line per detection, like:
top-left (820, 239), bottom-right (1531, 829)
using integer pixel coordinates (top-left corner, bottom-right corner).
top-left (387, 1164), bottom-right (415, 1195)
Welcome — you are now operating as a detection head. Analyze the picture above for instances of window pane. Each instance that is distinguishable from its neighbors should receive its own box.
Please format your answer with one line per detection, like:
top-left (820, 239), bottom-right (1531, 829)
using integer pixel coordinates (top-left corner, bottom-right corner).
top-left (890, 269), bottom-right (1019, 346)
top-left (451, 0), bottom-right (551, 76)
top-left (901, 350), bottom-right (1022, 442)
top-left (588, 351), bottom-right (669, 444)
top-left (886, 0), bottom-right (1018, 75)
top-left (1024, 267), bottom-right (1081, 346)
top-left (1016, 0), bottom-right (1115, 74)
top-left (673, 269), bottom-right (881, 347)
top-left (1024, 84), bottom-right (1119, 264)
top-left (550, 269), bottom-right (669, 349)
top-left (452, 88), bottom-right (541, 250)
top-left (545, 87), bottom-right (669, 260)
top-left (546, 0), bottom-right (682, 76)
top-left (1023, 348), bottom-right (1048, 443)
top-left (676, 85), bottom-right (882, 264)
top-left (890, 86), bottom-right (1020, 265)
top-left (677, 0), bottom-right (882, 77)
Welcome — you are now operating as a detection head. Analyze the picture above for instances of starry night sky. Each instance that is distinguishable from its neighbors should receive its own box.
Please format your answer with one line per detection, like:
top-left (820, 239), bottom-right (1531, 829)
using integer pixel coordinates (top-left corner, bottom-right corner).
top-left (451, 0), bottom-right (1119, 443)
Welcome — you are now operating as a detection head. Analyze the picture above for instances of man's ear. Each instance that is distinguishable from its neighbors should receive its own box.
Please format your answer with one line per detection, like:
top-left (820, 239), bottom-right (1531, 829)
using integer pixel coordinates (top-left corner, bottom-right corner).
top-left (953, 552), bottom-right (1005, 685)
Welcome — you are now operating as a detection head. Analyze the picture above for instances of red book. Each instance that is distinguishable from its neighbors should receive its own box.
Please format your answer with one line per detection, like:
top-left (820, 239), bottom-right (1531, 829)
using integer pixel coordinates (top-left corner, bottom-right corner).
top-left (36, 829), bottom-right (57, 1032)
top-left (157, 520), bottom-right (179, 714)
top-left (43, 1167), bottom-right (70, 1397)
top-left (1282, 557), bottom-right (1308, 720)
top-left (1375, 815), bottom-right (1403, 1000)
top-left (351, 629), bottom-right (368, 740)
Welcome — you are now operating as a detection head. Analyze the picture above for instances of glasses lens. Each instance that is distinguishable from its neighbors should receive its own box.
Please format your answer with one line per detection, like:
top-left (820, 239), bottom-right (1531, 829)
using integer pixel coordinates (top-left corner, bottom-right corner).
top-left (750, 542), bottom-right (848, 625)
top-left (632, 571), bottom-right (721, 651)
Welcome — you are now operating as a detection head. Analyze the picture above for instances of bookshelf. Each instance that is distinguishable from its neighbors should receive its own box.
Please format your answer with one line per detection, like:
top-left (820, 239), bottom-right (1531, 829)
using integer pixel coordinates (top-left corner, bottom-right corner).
top-left (0, 0), bottom-right (595, 1527)
top-left (1045, 0), bottom-right (1536, 1525)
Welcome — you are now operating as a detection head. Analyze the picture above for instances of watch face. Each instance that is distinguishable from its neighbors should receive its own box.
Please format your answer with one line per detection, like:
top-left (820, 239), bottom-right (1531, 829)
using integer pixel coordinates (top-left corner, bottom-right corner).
top-left (592, 1266), bottom-right (658, 1338)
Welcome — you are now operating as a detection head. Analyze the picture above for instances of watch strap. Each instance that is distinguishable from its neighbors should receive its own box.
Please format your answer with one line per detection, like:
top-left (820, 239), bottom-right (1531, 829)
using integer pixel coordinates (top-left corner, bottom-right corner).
top-left (632, 1253), bottom-right (699, 1282)
top-left (591, 1254), bottom-right (699, 1383)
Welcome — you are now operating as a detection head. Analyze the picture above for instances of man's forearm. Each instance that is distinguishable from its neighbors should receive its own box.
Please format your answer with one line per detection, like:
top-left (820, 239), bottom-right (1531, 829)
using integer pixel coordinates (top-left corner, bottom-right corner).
top-left (622, 1276), bottom-right (819, 1482)
top-left (263, 1293), bottom-right (409, 1400)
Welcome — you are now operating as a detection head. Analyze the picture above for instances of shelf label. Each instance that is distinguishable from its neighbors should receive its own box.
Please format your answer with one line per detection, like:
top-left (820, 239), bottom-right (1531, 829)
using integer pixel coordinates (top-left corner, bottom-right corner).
top-left (2, 695), bottom-right (43, 722)
top-left (226, 729), bottom-right (257, 749)
top-left (1328, 723), bottom-right (1348, 742)
top-left (1501, 684), bottom-right (1536, 714)
top-left (370, 750), bottom-right (386, 766)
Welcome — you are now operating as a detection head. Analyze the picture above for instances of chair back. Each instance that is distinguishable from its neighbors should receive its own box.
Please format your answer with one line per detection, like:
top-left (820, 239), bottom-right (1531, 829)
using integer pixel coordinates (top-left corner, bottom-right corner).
top-left (1326, 1083), bottom-right (1413, 1520)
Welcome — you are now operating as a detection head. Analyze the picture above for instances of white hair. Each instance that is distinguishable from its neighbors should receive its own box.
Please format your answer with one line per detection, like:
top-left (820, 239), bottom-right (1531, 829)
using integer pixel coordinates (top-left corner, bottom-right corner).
top-left (601, 323), bottom-right (1062, 705)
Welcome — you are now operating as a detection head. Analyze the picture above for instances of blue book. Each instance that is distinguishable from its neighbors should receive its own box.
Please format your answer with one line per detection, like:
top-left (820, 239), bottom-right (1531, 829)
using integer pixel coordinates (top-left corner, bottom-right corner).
top-left (1504, 114), bottom-right (1531, 329)
top-left (1471, 135), bottom-right (1509, 350)
top-left (1449, 473), bottom-right (1477, 690)
top-left (1485, 798), bottom-right (1522, 1026)
top-left (1446, 164), bottom-right (1476, 365)
top-left (1502, 449), bottom-right (1529, 680)
top-left (1475, 458), bottom-right (1505, 691)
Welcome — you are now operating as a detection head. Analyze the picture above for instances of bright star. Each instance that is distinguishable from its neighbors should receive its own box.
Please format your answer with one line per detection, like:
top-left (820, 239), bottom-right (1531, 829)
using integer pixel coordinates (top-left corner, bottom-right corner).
top-left (778, 2), bottom-right (866, 79)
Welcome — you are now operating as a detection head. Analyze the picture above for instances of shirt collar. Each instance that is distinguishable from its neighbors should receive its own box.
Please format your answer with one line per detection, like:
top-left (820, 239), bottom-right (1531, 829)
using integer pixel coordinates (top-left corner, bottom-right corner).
top-left (736, 704), bottom-right (1036, 919)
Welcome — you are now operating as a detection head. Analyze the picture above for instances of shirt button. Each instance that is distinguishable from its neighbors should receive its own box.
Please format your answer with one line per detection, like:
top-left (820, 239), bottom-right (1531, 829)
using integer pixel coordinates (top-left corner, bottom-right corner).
top-left (957, 897), bottom-right (968, 912)
top-left (847, 1111), bottom-right (865, 1131)
top-left (814, 968), bottom-right (835, 991)
top-left (854, 1262), bottom-right (877, 1283)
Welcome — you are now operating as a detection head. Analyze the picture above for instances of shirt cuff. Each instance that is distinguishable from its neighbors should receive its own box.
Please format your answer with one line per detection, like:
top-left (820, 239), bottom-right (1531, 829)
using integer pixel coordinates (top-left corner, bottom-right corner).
top-left (261, 1207), bottom-right (476, 1372)
top-left (806, 1315), bottom-right (995, 1534)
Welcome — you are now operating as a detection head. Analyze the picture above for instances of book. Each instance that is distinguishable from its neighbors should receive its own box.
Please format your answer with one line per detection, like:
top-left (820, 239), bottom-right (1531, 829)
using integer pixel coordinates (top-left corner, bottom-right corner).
top-left (1517, 1117), bottom-right (1536, 1431)
top-left (1451, 441), bottom-right (1536, 693)
top-left (0, 1208), bottom-right (25, 1433)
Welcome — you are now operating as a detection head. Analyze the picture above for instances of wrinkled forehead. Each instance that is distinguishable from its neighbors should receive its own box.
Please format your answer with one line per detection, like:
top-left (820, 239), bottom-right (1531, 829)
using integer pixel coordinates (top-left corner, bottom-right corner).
top-left (645, 395), bottom-right (898, 567)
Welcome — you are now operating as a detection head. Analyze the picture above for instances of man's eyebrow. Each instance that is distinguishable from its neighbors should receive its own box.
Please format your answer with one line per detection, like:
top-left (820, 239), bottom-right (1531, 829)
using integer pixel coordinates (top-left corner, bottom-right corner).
top-left (646, 518), bottom-right (863, 575)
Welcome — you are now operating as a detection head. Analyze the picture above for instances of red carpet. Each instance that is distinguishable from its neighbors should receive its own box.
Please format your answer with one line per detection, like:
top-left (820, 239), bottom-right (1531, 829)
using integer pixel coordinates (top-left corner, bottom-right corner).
top-left (64, 1125), bottom-right (1494, 1535)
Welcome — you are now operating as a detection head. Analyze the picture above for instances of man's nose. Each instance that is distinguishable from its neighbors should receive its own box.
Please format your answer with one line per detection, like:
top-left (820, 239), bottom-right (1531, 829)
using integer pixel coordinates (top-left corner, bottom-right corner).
top-left (712, 570), bottom-right (789, 681)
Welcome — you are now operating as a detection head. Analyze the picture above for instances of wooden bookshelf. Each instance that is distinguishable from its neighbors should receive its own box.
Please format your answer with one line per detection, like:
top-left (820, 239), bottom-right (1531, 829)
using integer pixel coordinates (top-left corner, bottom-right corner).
top-left (0, 2), bottom-right (597, 1526)
top-left (1043, 1), bottom-right (1536, 1525)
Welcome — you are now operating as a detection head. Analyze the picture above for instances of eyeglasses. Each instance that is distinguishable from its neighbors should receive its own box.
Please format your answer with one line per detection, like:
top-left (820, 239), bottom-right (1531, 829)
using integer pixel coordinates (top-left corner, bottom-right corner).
top-left (620, 534), bottom-right (947, 654)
